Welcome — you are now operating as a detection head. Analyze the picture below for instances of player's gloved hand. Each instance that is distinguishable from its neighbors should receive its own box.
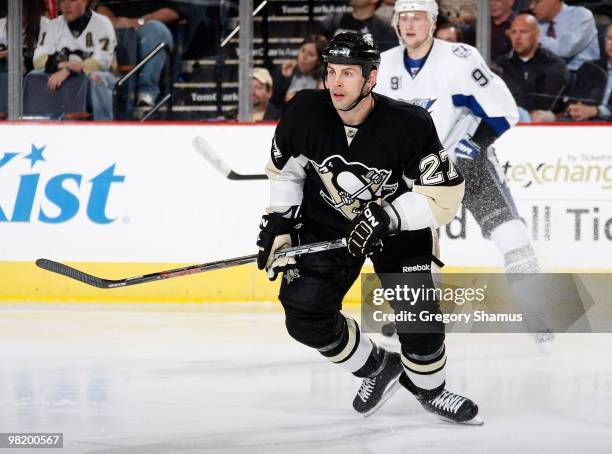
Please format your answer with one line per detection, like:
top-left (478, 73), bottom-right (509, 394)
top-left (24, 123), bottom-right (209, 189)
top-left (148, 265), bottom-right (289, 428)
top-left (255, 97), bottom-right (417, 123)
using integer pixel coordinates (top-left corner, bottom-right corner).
top-left (256, 212), bottom-right (297, 281)
top-left (455, 137), bottom-right (481, 160)
top-left (347, 202), bottom-right (390, 258)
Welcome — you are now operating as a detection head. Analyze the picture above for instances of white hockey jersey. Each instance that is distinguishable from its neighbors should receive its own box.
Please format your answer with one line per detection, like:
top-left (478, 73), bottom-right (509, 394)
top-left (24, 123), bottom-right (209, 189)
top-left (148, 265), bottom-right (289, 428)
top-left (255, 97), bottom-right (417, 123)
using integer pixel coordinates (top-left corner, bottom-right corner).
top-left (1, 16), bottom-right (51, 48)
top-left (33, 11), bottom-right (116, 73)
top-left (375, 39), bottom-right (518, 160)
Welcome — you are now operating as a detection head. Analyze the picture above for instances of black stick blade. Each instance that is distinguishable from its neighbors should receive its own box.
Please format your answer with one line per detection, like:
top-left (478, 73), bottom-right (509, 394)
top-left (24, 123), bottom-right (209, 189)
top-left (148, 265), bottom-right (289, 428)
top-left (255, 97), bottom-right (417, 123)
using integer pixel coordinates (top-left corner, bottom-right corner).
top-left (35, 259), bottom-right (112, 289)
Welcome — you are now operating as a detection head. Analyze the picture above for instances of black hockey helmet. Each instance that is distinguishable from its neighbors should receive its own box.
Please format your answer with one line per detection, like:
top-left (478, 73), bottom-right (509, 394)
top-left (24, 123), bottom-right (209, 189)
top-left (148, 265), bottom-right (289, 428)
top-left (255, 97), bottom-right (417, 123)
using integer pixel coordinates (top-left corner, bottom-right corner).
top-left (322, 32), bottom-right (381, 79)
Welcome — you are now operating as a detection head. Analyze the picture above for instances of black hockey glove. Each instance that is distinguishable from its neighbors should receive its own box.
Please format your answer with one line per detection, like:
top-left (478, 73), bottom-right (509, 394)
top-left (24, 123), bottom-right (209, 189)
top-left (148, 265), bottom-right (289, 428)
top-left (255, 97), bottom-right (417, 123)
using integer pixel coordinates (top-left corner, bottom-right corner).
top-left (256, 212), bottom-right (297, 281)
top-left (347, 202), bottom-right (390, 258)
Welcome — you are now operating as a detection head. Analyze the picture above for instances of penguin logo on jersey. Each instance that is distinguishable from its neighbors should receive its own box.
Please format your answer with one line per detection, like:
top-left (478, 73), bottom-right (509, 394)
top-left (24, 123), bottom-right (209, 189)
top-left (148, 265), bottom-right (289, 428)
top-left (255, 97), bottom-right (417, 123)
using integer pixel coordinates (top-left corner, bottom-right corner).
top-left (309, 155), bottom-right (398, 220)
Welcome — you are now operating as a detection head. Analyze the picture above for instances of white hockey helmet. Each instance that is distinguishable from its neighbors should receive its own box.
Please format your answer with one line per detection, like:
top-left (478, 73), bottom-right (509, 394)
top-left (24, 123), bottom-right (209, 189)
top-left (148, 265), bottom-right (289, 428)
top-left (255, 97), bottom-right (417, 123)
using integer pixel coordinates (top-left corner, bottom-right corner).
top-left (392, 0), bottom-right (439, 40)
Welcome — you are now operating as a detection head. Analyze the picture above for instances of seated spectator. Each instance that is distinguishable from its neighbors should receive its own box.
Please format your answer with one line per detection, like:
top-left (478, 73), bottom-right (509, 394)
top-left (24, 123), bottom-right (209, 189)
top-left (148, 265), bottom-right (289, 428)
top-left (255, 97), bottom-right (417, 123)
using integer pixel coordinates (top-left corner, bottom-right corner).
top-left (96, 0), bottom-right (185, 107)
top-left (529, 0), bottom-right (599, 71)
top-left (251, 68), bottom-right (280, 122)
top-left (435, 23), bottom-right (463, 43)
top-left (32, 0), bottom-right (117, 120)
top-left (227, 68), bottom-right (281, 122)
top-left (463, 0), bottom-right (515, 60)
top-left (271, 34), bottom-right (327, 109)
top-left (319, 0), bottom-right (397, 52)
top-left (565, 24), bottom-right (611, 121)
top-left (0, 0), bottom-right (48, 73)
top-left (495, 13), bottom-right (569, 122)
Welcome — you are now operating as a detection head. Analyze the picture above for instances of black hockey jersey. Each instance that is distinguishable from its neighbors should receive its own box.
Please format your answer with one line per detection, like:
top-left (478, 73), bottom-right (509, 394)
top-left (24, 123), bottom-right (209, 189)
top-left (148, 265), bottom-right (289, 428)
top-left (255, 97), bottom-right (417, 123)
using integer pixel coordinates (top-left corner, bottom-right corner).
top-left (266, 89), bottom-right (465, 237)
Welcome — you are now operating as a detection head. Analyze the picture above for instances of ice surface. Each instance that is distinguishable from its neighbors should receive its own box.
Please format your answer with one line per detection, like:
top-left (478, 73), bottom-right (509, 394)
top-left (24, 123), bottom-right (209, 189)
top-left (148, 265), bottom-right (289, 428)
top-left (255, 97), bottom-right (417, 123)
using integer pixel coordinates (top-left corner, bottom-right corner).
top-left (0, 303), bottom-right (611, 453)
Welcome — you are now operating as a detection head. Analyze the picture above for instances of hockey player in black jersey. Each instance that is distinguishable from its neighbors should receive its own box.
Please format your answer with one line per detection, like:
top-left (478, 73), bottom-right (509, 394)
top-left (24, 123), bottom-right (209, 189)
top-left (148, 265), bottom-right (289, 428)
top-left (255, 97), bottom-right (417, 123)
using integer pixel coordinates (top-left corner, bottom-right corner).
top-left (256, 32), bottom-right (482, 425)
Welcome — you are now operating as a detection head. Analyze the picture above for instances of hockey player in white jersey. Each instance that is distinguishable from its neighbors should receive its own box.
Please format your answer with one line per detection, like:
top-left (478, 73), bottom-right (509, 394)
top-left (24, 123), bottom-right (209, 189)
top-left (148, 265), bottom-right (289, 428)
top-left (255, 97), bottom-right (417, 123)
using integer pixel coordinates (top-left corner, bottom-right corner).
top-left (32, 0), bottom-right (117, 120)
top-left (375, 0), bottom-right (540, 275)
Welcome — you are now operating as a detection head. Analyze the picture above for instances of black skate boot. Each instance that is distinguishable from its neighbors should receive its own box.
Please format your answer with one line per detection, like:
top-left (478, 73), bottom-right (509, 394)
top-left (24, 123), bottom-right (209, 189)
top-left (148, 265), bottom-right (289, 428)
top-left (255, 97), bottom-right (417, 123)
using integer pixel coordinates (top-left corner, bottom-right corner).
top-left (399, 372), bottom-right (483, 425)
top-left (353, 350), bottom-right (403, 417)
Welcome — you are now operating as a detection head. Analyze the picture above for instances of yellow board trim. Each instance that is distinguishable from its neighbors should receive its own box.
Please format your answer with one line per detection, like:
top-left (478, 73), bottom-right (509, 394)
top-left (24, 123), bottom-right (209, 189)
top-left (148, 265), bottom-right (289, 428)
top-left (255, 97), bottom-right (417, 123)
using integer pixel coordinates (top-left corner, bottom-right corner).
top-left (1, 262), bottom-right (608, 303)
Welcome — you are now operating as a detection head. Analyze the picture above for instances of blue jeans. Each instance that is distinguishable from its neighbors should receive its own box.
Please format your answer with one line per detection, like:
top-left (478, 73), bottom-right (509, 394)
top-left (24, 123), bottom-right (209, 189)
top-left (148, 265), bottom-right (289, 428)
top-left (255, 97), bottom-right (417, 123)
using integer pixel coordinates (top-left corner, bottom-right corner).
top-left (88, 71), bottom-right (117, 121)
top-left (26, 69), bottom-right (115, 120)
top-left (137, 20), bottom-right (174, 99)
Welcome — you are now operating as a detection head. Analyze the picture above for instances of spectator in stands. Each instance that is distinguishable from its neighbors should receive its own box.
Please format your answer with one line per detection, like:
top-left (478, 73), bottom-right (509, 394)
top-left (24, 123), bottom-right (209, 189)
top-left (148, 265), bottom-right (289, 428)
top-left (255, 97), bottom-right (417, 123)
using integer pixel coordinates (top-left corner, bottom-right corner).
top-left (0, 0), bottom-right (48, 73)
top-left (228, 68), bottom-right (281, 122)
top-left (529, 0), bottom-right (599, 71)
top-left (435, 23), bottom-right (463, 43)
top-left (96, 1), bottom-right (185, 107)
top-left (319, 0), bottom-right (397, 52)
top-left (565, 24), bottom-right (611, 121)
top-left (463, 0), bottom-right (515, 60)
top-left (251, 67), bottom-right (280, 122)
top-left (32, 0), bottom-right (117, 120)
top-left (271, 34), bottom-right (327, 109)
top-left (495, 13), bottom-right (569, 122)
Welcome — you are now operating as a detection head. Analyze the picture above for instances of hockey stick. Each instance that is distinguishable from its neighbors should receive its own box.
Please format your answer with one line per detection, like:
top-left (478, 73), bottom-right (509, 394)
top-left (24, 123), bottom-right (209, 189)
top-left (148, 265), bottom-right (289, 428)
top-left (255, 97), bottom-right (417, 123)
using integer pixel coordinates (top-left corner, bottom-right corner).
top-left (193, 136), bottom-right (267, 180)
top-left (35, 238), bottom-right (347, 289)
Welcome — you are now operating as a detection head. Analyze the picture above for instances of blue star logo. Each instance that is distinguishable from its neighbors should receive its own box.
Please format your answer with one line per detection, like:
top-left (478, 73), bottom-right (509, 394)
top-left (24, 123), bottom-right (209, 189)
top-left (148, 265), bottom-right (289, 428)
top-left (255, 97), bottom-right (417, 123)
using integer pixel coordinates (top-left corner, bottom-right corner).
top-left (24, 144), bottom-right (47, 169)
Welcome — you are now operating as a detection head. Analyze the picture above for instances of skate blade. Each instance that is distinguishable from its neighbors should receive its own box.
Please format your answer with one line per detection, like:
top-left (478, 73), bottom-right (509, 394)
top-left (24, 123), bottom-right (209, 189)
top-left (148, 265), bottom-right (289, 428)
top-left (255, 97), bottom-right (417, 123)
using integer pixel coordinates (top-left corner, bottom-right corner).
top-left (437, 414), bottom-right (484, 426)
top-left (362, 378), bottom-right (402, 418)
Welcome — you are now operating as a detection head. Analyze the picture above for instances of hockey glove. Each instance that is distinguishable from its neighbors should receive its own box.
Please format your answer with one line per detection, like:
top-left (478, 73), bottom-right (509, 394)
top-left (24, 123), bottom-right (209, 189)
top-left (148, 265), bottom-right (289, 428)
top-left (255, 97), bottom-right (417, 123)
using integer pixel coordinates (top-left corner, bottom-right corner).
top-left (256, 212), bottom-right (297, 281)
top-left (455, 137), bottom-right (481, 160)
top-left (347, 202), bottom-right (390, 258)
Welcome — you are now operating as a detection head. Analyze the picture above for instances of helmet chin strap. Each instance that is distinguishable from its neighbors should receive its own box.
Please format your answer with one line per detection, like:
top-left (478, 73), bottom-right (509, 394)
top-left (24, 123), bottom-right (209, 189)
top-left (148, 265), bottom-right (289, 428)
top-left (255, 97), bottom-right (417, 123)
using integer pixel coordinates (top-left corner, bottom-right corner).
top-left (323, 67), bottom-right (377, 113)
top-left (338, 78), bottom-right (374, 112)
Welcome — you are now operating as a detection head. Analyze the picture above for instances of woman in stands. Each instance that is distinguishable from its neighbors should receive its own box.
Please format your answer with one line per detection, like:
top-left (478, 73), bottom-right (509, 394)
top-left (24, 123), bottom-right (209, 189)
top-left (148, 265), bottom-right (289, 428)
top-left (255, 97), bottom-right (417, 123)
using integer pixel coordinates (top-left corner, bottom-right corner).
top-left (270, 34), bottom-right (327, 109)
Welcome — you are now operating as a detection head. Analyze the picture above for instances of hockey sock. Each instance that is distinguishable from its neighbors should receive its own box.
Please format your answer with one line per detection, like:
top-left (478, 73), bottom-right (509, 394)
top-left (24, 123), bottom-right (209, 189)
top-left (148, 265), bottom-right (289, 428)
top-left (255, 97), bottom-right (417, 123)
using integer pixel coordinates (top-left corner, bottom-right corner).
top-left (400, 344), bottom-right (447, 392)
top-left (490, 219), bottom-right (540, 273)
top-left (317, 315), bottom-right (375, 375)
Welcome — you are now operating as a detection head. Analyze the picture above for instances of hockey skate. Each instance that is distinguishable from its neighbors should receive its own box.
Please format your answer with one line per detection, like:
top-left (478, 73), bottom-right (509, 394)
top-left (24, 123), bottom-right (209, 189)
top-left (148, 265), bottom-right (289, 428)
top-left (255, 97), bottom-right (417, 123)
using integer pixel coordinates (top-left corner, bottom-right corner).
top-left (400, 373), bottom-right (483, 425)
top-left (353, 350), bottom-right (403, 417)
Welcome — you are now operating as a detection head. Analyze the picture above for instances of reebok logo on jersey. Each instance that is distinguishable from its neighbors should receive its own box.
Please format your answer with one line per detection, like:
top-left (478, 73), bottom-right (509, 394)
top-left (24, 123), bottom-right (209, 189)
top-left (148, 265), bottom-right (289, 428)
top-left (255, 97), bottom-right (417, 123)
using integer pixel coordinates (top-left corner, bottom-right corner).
top-left (402, 264), bottom-right (431, 273)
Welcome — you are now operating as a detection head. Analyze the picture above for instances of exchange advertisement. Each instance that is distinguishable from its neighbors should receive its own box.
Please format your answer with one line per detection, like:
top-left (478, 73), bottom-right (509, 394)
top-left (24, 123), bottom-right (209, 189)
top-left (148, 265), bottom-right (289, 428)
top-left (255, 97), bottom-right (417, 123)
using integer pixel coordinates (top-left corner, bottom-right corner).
top-left (439, 125), bottom-right (611, 270)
